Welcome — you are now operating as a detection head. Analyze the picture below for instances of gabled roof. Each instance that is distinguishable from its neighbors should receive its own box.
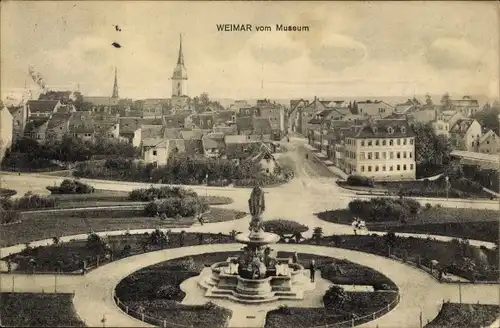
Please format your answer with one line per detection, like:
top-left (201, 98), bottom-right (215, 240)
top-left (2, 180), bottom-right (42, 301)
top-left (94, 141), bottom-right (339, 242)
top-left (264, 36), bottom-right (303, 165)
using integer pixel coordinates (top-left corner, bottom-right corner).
top-left (143, 138), bottom-right (168, 148)
top-left (27, 100), bottom-right (60, 113)
top-left (394, 104), bottom-right (414, 114)
top-left (479, 129), bottom-right (498, 144)
top-left (163, 114), bottom-right (187, 128)
top-left (350, 119), bottom-right (415, 139)
top-left (119, 117), bottom-right (142, 134)
top-left (24, 118), bottom-right (49, 132)
top-left (47, 113), bottom-right (72, 129)
top-left (252, 117), bottom-right (272, 135)
top-left (450, 119), bottom-right (476, 134)
top-left (202, 133), bottom-right (226, 149)
top-left (180, 129), bottom-right (204, 140)
top-left (141, 125), bottom-right (164, 139)
top-left (164, 128), bottom-right (183, 139)
top-left (7, 106), bottom-right (23, 115)
top-left (302, 98), bottom-right (327, 114)
top-left (213, 124), bottom-right (238, 135)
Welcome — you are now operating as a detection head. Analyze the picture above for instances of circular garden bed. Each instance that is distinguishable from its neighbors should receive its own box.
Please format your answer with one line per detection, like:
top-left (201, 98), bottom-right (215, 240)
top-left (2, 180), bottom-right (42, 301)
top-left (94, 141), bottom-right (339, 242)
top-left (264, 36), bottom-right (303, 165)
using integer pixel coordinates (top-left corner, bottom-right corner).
top-left (114, 251), bottom-right (398, 328)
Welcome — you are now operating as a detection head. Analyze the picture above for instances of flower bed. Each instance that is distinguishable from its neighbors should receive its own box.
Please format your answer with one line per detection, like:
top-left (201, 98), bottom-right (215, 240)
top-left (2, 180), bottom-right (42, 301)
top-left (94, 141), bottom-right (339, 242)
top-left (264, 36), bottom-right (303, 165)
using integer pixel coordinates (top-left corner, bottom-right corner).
top-left (316, 207), bottom-right (499, 243)
top-left (302, 235), bottom-right (499, 282)
top-left (265, 292), bottom-right (398, 328)
top-left (0, 293), bottom-right (85, 327)
top-left (426, 302), bottom-right (500, 328)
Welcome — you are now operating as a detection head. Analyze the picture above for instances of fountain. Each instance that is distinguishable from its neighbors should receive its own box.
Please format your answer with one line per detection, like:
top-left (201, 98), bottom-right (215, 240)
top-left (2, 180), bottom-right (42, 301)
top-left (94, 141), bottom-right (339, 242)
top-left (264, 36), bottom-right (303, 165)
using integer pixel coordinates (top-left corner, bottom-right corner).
top-left (198, 186), bottom-right (315, 303)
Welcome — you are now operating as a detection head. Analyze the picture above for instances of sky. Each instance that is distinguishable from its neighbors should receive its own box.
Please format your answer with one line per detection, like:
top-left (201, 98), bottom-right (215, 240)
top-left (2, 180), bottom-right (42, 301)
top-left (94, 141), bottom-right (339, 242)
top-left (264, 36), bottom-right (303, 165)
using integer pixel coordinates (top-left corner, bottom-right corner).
top-left (1, 1), bottom-right (499, 101)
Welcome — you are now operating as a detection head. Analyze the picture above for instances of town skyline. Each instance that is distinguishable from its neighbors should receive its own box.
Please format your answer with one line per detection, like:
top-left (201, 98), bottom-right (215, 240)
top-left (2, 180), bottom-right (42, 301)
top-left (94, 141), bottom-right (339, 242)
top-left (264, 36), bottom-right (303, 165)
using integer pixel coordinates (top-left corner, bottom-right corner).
top-left (1, 1), bottom-right (498, 100)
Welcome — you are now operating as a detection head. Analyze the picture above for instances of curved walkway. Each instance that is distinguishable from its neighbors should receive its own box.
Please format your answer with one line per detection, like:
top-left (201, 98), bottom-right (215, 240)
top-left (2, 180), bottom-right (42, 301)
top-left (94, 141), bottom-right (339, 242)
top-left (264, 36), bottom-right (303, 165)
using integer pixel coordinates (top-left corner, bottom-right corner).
top-left (4, 244), bottom-right (496, 328)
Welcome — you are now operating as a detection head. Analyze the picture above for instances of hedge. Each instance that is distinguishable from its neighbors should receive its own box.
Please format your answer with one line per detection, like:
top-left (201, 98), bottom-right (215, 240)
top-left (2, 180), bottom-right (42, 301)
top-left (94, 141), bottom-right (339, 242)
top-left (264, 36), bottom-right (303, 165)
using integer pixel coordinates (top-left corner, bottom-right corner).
top-left (144, 197), bottom-right (209, 218)
top-left (346, 175), bottom-right (375, 188)
top-left (0, 194), bottom-right (57, 211)
top-left (129, 186), bottom-right (198, 202)
top-left (262, 219), bottom-right (309, 237)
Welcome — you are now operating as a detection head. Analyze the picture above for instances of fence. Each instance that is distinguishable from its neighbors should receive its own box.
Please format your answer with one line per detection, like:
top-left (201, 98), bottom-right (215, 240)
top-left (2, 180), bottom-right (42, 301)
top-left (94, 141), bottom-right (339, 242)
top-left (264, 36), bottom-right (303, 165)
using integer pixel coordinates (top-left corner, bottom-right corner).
top-left (113, 293), bottom-right (194, 328)
top-left (308, 292), bottom-right (401, 328)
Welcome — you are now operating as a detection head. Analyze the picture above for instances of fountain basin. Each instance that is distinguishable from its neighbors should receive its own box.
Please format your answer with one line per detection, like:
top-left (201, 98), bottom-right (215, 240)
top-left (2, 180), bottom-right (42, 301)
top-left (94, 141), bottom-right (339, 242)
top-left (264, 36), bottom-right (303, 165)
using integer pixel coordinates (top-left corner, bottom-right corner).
top-left (235, 232), bottom-right (280, 246)
top-left (199, 261), bottom-right (314, 303)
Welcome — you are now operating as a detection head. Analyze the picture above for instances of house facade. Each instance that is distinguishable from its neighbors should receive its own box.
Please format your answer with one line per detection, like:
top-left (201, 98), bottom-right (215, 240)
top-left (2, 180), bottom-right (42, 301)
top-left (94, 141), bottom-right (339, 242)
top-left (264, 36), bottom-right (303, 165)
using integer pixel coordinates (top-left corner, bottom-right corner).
top-left (450, 96), bottom-right (480, 117)
top-left (449, 119), bottom-right (482, 152)
top-left (478, 130), bottom-right (500, 154)
top-left (0, 105), bottom-right (13, 153)
top-left (356, 100), bottom-right (394, 118)
top-left (343, 119), bottom-right (416, 181)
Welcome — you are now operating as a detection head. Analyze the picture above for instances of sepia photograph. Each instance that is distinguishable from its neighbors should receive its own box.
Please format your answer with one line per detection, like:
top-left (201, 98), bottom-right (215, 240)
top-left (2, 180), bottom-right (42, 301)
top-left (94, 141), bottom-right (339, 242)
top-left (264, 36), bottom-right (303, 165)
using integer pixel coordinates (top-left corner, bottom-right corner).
top-left (0, 1), bottom-right (499, 327)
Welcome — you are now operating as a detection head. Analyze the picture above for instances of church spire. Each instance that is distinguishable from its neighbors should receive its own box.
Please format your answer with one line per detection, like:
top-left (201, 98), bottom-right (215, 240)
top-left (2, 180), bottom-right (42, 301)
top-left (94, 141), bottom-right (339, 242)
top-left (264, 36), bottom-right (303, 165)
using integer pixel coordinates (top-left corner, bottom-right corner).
top-left (112, 67), bottom-right (119, 99)
top-left (177, 34), bottom-right (184, 66)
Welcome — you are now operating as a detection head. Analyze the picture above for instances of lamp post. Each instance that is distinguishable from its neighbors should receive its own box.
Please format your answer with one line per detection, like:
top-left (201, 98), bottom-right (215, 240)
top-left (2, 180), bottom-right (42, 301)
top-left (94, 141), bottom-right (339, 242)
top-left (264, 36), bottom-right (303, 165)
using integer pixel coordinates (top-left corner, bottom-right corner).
top-left (445, 176), bottom-right (450, 200)
top-left (205, 174), bottom-right (208, 197)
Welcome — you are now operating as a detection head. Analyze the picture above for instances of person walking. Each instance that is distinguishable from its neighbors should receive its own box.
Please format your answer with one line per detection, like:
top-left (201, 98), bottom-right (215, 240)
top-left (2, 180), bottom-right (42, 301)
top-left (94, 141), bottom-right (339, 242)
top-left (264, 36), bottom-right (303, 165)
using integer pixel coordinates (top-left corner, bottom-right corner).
top-left (309, 259), bottom-right (316, 283)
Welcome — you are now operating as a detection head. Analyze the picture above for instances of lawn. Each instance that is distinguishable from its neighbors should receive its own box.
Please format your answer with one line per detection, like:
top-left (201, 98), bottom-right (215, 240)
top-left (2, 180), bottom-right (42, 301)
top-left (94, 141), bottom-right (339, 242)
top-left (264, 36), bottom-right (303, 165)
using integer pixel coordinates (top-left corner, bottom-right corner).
top-left (316, 207), bottom-right (499, 243)
top-left (0, 292), bottom-right (85, 327)
top-left (0, 207), bottom-right (245, 247)
top-left (265, 292), bottom-right (398, 328)
top-left (303, 235), bottom-right (499, 282)
top-left (426, 303), bottom-right (500, 328)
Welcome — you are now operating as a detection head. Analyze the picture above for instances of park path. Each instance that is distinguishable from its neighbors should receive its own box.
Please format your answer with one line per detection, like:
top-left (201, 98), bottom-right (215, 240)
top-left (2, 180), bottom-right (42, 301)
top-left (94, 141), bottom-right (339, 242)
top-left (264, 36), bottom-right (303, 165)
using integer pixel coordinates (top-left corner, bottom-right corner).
top-left (4, 244), bottom-right (496, 328)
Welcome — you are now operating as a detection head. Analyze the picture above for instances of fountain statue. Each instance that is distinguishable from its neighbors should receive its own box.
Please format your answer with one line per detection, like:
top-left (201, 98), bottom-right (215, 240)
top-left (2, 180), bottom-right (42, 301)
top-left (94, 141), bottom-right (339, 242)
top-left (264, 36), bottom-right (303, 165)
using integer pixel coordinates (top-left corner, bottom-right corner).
top-left (198, 187), bottom-right (315, 303)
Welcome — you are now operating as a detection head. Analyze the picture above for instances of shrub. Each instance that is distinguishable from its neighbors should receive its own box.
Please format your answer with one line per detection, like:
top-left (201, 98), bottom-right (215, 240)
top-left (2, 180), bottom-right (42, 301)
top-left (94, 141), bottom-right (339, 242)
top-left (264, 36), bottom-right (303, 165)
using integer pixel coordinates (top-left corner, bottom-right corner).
top-left (425, 203), bottom-right (432, 210)
top-left (348, 197), bottom-right (421, 222)
top-left (46, 179), bottom-right (95, 194)
top-left (144, 202), bottom-right (159, 216)
top-left (145, 197), bottom-right (208, 218)
top-left (0, 207), bottom-right (20, 224)
top-left (129, 186), bottom-right (198, 201)
top-left (323, 285), bottom-right (350, 309)
top-left (346, 175), bottom-right (375, 187)
top-left (262, 219), bottom-right (309, 236)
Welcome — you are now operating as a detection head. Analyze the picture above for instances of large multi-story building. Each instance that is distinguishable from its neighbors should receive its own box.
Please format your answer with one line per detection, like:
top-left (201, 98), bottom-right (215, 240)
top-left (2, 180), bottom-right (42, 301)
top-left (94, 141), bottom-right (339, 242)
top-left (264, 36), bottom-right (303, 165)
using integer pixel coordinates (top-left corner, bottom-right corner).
top-left (343, 119), bottom-right (416, 181)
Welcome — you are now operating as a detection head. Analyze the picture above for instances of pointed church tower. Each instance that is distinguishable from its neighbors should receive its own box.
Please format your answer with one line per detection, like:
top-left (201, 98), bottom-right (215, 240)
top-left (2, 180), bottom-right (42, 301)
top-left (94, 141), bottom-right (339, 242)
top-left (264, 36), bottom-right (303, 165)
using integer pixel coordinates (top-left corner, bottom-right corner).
top-left (111, 67), bottom-right (119, 99)
top-left (171, 34), bottom-right (188, 97)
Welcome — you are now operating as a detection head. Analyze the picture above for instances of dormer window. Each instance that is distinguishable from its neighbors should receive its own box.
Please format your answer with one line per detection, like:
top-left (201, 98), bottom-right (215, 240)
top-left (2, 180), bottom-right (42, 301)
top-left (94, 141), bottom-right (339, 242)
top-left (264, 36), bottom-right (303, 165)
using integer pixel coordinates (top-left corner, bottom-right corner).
top-left (387, 126), bottom-right (394, 134)
top-left (401, 126), bottom-right (406, 134)
top-left (373, 127), bottom-right (378, 134)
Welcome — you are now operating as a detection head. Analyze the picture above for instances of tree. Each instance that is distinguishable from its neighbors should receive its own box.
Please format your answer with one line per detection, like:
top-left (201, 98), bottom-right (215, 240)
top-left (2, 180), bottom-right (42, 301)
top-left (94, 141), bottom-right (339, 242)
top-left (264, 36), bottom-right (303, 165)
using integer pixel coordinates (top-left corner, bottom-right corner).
top-left (200, 92), bottom-right (210, 106)
top-left (440, 93), bottom-right (451, 109)
top-left (413, 122), bottom-right (452, 166)
top-left (425, 94), bottom-right (433, 106)
top-left (473, 103), bottom-right (500, 135)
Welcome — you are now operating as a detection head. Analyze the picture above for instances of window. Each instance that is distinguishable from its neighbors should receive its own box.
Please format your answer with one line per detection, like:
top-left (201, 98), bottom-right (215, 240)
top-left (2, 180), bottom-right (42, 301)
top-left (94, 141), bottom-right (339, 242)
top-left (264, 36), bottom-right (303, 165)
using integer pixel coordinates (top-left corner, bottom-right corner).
top-left (409, 152), bottom-right (412, 158)
top-left (382, 139), bottom-right (386, 146)
top-left (367, 152), bottom-right (372, 160)
top-left (403, 139), bottom-right (407, 145)
top-left (382, 165), bottom-right (386, 171)
top-left (375, 139), bottom-right (380, 146)
top-left (375, 165), bottom-right (379, 172)
top-left (389, 152), bottom-right (394, 159)
top-left (368, 166), bottom-right (372, 172)
top-left (60, 127), bottom-right (63, 130)
top-left (368, 140), bottom-right (372, 146)
top-left (382, 152), bottom-right (387, 159)
top-left (397, 165), bottom-right (401, 171)
top-left (361, 166), bottom-right (365, 172)
top-left (403, 164), bottom-right (407, 171)
top-left (361, 140), bottom-right (365, 147)
top-left (397, 139), bottom-right (401, 145)
top-left (410, 164), bottom-right (414, 170)
top-left (487, 141), bottom-right (490, 144)
top-left (397, 152), bottom-right (401, 159)
top-left (389, 166), bottom-right (394, 171)
top-left (389, 139), bottom-right (394, 146)
top-left (360, 152), bottom-right (365, 160)
top-left (410, 138), bottom-right (414, 145)
top-left (401, 127), bottom-right (406, 134)
top-left (387, 127), bottom-right (394, 134)
top-left (403, 152), bottom-right (407, 158)
top-left (375, 152), bottom-right (379, 159)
